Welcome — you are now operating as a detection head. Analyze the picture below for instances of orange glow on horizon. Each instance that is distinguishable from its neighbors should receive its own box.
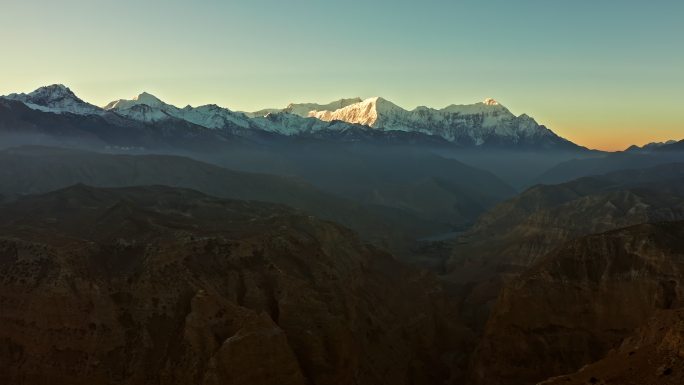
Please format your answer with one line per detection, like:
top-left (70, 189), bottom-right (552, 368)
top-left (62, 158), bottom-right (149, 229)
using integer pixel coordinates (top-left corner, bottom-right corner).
top-left (566, 135), bottom-right (682, 152)
top-left (549, 120), bottom-right (682, 153)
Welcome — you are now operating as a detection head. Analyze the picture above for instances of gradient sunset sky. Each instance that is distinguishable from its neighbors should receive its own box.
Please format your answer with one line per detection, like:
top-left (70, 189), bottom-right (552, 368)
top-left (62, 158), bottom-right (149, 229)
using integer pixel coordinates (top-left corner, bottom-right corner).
top-left (2, 0), bottom-right (682, 151)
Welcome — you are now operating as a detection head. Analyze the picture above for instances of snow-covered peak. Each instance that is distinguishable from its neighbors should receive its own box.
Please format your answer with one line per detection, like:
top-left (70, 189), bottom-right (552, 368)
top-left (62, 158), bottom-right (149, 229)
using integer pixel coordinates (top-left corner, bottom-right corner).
top-left (103, 92), bottom-right (250, 129)
top-left (133, 92), bottom-right (163, 107)
top-left (304, 96), bottom-right (556, 145)
top-left (3, 84), bottom-right (103, 115)
top-left (31, 84), bottom-right (75, 99)
top-left (440, 99), bottom-right (511, 115)
top-left (265, 97), bottom-right (361, 117)
top-left (308, 97), bottom-right (404, 127)
top-left (104, 92), bottom-right (165, 110)
top-left (309, 96), bottom-right (513, 127)
top-left (246, 98), bottom-right (364, 118)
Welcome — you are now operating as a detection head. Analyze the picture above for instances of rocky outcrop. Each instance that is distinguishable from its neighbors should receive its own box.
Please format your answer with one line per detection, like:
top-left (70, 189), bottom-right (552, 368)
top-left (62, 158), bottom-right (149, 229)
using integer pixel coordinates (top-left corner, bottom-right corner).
top-left (0, 185), bottom-right (472, 385)
top-left (469, 221), bottom-right (684, 385)
top-left (446, 164), bottom-right (684, 329)
top-left (540, 308), bottom-right (684, 385)
top-left (450, 163), bottom-right (684, 277)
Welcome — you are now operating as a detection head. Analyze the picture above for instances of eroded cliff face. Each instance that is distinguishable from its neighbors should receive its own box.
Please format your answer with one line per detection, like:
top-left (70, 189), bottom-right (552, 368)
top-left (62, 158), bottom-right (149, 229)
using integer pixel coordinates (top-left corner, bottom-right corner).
top-left (447, 169), bottom-right (684, 331)
top-left (450, 183), bottom-right (684, 282)
top-left (540, 308), bottom-right (684, 385)
top-left (469, 222), bottom-right (684, 385)
top-left (0, 185), bottom-right (472, 385)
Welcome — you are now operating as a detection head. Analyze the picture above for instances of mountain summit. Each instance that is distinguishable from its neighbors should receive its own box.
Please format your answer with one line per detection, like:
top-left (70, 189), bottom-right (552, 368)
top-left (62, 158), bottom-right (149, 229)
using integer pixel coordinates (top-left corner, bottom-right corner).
top-left (247, 97), bottom-right (364, 118)
top-left (103, 92), bottom-right (250, 128)
top-left (309, 97), bottom-right (402, 127)
top-left (103, 92), bottom-right (165, 110)
top-left (308, 96), bottom-right (574, 148)
top-left (4, 84), bottom-right (102, 115)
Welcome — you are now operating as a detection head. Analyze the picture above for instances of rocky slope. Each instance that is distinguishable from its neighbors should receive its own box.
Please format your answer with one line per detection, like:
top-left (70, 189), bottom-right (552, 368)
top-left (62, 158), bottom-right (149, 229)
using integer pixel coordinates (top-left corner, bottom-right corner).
top-left (442, 163), bottom-right (684, 333)
top-left (470, 221), bottom-right (684, 385)
top-left (0, 185), bottom-right (472, 385)
top-left (449, 163), bottom-right (684, 279)
top-left (539, 308), bottom-right (684, 385)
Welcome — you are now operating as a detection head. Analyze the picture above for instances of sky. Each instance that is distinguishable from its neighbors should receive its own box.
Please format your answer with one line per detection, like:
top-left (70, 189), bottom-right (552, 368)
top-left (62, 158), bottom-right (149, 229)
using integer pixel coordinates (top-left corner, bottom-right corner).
top-left (1, 0), bottom-right (682, 151)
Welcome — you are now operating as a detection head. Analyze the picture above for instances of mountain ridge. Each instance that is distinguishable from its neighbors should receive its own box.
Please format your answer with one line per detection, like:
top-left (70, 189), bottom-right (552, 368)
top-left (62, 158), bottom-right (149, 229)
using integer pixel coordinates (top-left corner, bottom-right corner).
top-left (306, 96), bottom-right (576, 148)
top-left (0, 184), bottom-right (472, 385)
top-left (1, 84), bottom-right (587, 150)
top-left (4, 84), bottom-right (103, 116)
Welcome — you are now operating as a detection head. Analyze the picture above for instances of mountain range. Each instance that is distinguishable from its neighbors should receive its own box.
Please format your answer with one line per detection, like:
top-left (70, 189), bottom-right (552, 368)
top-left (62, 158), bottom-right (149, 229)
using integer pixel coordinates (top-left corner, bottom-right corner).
top-left (1, 84), bottom-right (585, 150)
top-left (0, 84), bottom-right (615, 189)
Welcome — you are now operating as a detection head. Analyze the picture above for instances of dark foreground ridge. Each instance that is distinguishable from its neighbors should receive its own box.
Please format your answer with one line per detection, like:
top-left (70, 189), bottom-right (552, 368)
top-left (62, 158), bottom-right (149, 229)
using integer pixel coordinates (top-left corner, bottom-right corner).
top-left (0, 185), bottom-right (471, 385)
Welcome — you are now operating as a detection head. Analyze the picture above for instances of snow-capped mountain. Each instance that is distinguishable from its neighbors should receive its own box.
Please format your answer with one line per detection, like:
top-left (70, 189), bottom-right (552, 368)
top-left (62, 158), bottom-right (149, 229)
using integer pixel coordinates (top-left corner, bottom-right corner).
top-left (246, 98), bottom-right (363, 118)
top-left (2, 84), bottom-right (585, 150)
top-left (308, 97), bottom-right (568, 147)
top-left (249, 112), bottom-right (331, 135)
top-left (284, 98), bottom-right (363, 117)
top-left (104, 92), bottom-right (251, 129)
top-left (4, 84), bottom-right (103, 116)
top-left (103, 92), bottom-right (165, 111)
top-left (105, 92), bottom-right (355, 135)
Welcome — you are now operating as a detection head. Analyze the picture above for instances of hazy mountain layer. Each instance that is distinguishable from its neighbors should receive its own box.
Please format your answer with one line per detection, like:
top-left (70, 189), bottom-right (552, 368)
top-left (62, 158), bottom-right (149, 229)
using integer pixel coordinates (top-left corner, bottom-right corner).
top-left (534, 151), bottom-right (684, 185)
top-left (0, 146), bottom-right (452, 258)
top-left (208, 144), bottom-right (517, 229)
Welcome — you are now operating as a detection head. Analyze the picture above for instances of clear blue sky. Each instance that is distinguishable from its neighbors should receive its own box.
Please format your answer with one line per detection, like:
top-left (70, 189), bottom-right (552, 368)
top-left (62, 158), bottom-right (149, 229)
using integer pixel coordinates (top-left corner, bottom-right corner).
top-left (1, 0), bottom-right (683, 150)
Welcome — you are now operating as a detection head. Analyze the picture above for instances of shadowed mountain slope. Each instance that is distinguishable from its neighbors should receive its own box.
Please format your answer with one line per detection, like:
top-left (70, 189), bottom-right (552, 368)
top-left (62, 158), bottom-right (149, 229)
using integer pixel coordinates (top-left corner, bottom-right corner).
top-left (449, 162), bottom-right (684, 280)
top-left (540, 308), bottom-right (684, 385)
top-left (210, 144), bottom-right (517, 228)
top-left (439, 163), bottom-right (684, 344)
top-left (533, 151), bottom-right (684, 185)
top-left (0, 146), bottom-right (450, 257)
top-left (470, 221), bottom-right (684, 385)
top-left (0, 185), bottom-right (472, 385)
